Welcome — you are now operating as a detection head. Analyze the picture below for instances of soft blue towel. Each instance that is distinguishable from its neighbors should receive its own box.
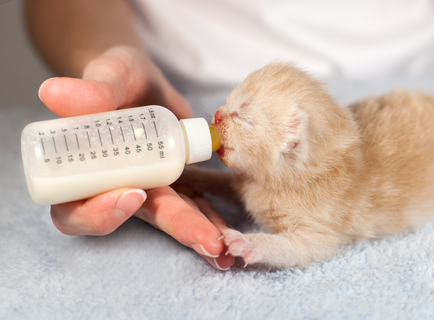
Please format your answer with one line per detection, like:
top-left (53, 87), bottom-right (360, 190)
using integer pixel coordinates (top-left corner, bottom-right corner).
top-left (1, 75), bottom-right (434, 319)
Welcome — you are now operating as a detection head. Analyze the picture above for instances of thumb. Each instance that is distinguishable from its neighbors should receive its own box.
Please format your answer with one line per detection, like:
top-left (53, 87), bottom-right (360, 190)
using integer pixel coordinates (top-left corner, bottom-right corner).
top-left (38, 77), bottom-right (119, 117)
top-left (39, 46), bottom-right (193, 118)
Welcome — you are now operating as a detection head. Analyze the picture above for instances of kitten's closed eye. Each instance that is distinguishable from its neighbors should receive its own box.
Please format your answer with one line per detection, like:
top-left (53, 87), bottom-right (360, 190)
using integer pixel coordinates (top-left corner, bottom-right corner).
top-left (232, 111), bottom-right (256, 126)
top-left (214, 109), bottom-right (256, 126)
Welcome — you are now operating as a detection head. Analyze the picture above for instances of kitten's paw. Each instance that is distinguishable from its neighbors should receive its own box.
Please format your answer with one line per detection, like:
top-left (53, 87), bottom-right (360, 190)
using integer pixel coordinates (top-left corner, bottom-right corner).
top-left (222, 229), bottom-right (258, 266)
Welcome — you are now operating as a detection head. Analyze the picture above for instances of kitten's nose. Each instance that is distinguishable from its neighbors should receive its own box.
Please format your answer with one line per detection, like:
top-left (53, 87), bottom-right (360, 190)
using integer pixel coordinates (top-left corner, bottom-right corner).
top-left (214, 110), bottom-right (223, 125)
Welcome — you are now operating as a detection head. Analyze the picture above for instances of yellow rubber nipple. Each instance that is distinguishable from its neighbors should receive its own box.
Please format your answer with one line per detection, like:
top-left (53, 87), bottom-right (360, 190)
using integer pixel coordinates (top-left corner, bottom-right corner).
top-left (209, 125), bottom-right (222, 152)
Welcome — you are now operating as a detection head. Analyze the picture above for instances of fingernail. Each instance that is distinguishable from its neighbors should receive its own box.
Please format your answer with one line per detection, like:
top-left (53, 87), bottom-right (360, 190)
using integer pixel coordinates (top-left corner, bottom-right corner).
top-left (114, 189), bottom-right (147, 219)
top-left (38, 77), bottom-right (58, 102)
top-left (191, 243), bottom-right (219, 258)
top-left (204, 257), bottom-right (231, 271)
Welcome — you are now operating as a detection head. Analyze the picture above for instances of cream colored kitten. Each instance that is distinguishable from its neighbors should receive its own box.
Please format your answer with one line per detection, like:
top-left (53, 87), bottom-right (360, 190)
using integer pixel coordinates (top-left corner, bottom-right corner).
top-left (184, 63), bottom-right (434, 270)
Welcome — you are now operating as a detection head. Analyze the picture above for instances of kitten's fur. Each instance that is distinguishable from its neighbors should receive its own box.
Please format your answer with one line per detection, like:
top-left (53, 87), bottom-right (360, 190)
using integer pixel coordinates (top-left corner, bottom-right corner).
top-left (182, 63), bottom-right (434, 269)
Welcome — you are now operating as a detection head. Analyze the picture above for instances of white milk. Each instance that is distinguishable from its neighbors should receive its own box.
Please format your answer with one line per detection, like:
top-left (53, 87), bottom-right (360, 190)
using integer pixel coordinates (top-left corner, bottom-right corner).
top-left (21, 106), bottom-right (220, 205)
top-left (24, 158), bottom-right (185, 205)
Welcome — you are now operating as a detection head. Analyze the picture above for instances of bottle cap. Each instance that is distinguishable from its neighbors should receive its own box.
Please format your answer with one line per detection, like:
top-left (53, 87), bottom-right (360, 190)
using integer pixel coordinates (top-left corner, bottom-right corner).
top-left (180, 118), bottom-right (212, 164)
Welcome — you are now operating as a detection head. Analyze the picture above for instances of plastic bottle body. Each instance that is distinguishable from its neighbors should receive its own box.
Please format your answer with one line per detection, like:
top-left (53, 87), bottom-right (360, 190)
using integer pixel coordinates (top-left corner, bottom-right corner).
top-left (21, 106), bottom-right (197, 205)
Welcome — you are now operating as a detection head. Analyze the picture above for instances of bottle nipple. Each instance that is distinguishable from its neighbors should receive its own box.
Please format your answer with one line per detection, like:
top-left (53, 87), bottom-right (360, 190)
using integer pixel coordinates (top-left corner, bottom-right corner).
top-left (209, 125), bottom-right (221, 152)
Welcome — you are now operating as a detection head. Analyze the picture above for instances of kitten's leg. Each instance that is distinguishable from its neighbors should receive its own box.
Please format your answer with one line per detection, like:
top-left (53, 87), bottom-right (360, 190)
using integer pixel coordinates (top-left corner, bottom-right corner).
top-left (172, 166), bottom-right (237, 201)
top-left (222, 228), bottom-right (345, 269)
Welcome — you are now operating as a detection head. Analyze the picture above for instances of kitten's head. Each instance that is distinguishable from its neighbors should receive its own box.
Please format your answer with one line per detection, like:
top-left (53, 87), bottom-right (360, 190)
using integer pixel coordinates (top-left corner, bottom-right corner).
top-left (213, 63), bottom-right (353, 179)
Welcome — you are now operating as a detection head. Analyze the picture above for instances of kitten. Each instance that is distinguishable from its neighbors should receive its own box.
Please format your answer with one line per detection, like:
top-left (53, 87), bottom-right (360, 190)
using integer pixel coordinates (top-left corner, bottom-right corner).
top-left (183, 63), bottom-right (434, 269)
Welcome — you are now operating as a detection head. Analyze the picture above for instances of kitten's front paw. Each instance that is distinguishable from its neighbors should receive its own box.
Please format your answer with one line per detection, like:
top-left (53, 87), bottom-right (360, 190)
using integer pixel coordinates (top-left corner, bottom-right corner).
top-left (222, 229), bottom-right (258, 266)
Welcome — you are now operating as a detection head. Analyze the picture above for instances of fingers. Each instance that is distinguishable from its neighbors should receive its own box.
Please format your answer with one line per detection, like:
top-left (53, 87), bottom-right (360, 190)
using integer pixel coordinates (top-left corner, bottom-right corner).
top-left (191, 197), bottom-right (235, 270)
top-left (51, 188), bottom-right (147, 236)
top-left (52, 185), bottom-right (234, 270)
top-left (192, 197), bottom-right (228, 233)
top-left (39, 46), bottom-right (193, 119)
top-left (135, 188), bottom-right (234, 270)
top-left (203, 253), bottom-right (235, 271)
top-left (135, 187), bottom-right (225, 258)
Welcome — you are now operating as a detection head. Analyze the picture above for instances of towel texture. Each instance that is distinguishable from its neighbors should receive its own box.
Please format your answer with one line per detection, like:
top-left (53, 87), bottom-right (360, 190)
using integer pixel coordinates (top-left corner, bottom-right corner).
top-left (1, 75), bottom-right (434, 320)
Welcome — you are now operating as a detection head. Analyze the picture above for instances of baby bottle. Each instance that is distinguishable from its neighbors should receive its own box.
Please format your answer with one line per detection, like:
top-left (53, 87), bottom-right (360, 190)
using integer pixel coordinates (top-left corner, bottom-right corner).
top-left (21, 105), bottom-right (221, 205)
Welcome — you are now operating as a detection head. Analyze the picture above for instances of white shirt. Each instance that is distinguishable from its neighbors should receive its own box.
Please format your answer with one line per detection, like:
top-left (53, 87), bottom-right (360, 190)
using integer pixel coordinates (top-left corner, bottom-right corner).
top-left (129, 0), bottom-right (434, 96)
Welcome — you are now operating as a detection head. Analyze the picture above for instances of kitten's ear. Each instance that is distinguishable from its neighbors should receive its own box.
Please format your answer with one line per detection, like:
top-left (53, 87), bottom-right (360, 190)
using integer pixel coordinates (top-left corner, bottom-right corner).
top-left (281, 109), bottom-right (308, 153)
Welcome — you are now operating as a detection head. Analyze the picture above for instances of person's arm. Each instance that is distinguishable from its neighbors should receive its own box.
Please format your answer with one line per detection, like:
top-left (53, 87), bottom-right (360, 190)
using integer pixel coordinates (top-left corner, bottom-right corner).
top-left (26, 0), bottom-right (191, 119)
top-left (25, 0), bottom-right (234, 270)
top-left (26, 0), bottom-right (144, 77)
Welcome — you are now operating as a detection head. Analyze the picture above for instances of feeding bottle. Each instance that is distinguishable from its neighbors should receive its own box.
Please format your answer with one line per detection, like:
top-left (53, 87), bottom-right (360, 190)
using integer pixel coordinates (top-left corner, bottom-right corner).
top-left (21, 105), bottom-right (221, 205)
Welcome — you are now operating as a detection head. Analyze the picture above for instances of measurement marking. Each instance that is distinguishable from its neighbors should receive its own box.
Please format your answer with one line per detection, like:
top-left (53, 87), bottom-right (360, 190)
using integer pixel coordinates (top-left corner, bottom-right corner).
top-left (142, 123), bottom-right (147, 139)
top-left (120, 126), bottom-right (125, 142)
top-left (86, 131), bottom-right (91, 148)
top-left (109, 128), bottom-right (114, 144)
top-left (52, 137), bottom-right (57, 153)
top-left (131, 124), bottom-right (136, 141)
top-left (97, 129), bottom-right (103, 146)
top-left (64, 135), bottom-right (69, 152)
top-left (153, 121), bottom-right (159, 138)
top-left (41, 138), bottom-right (46, 155)
top-left (75, 133), bottom-right (80, 149)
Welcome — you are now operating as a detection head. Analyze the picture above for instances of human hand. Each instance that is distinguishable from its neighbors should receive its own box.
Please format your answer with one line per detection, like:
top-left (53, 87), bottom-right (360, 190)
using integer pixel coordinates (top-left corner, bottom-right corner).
top-left (38, 46), bottom-right (234, 270)
top-left (39, 46), bottom-right (192, 119)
